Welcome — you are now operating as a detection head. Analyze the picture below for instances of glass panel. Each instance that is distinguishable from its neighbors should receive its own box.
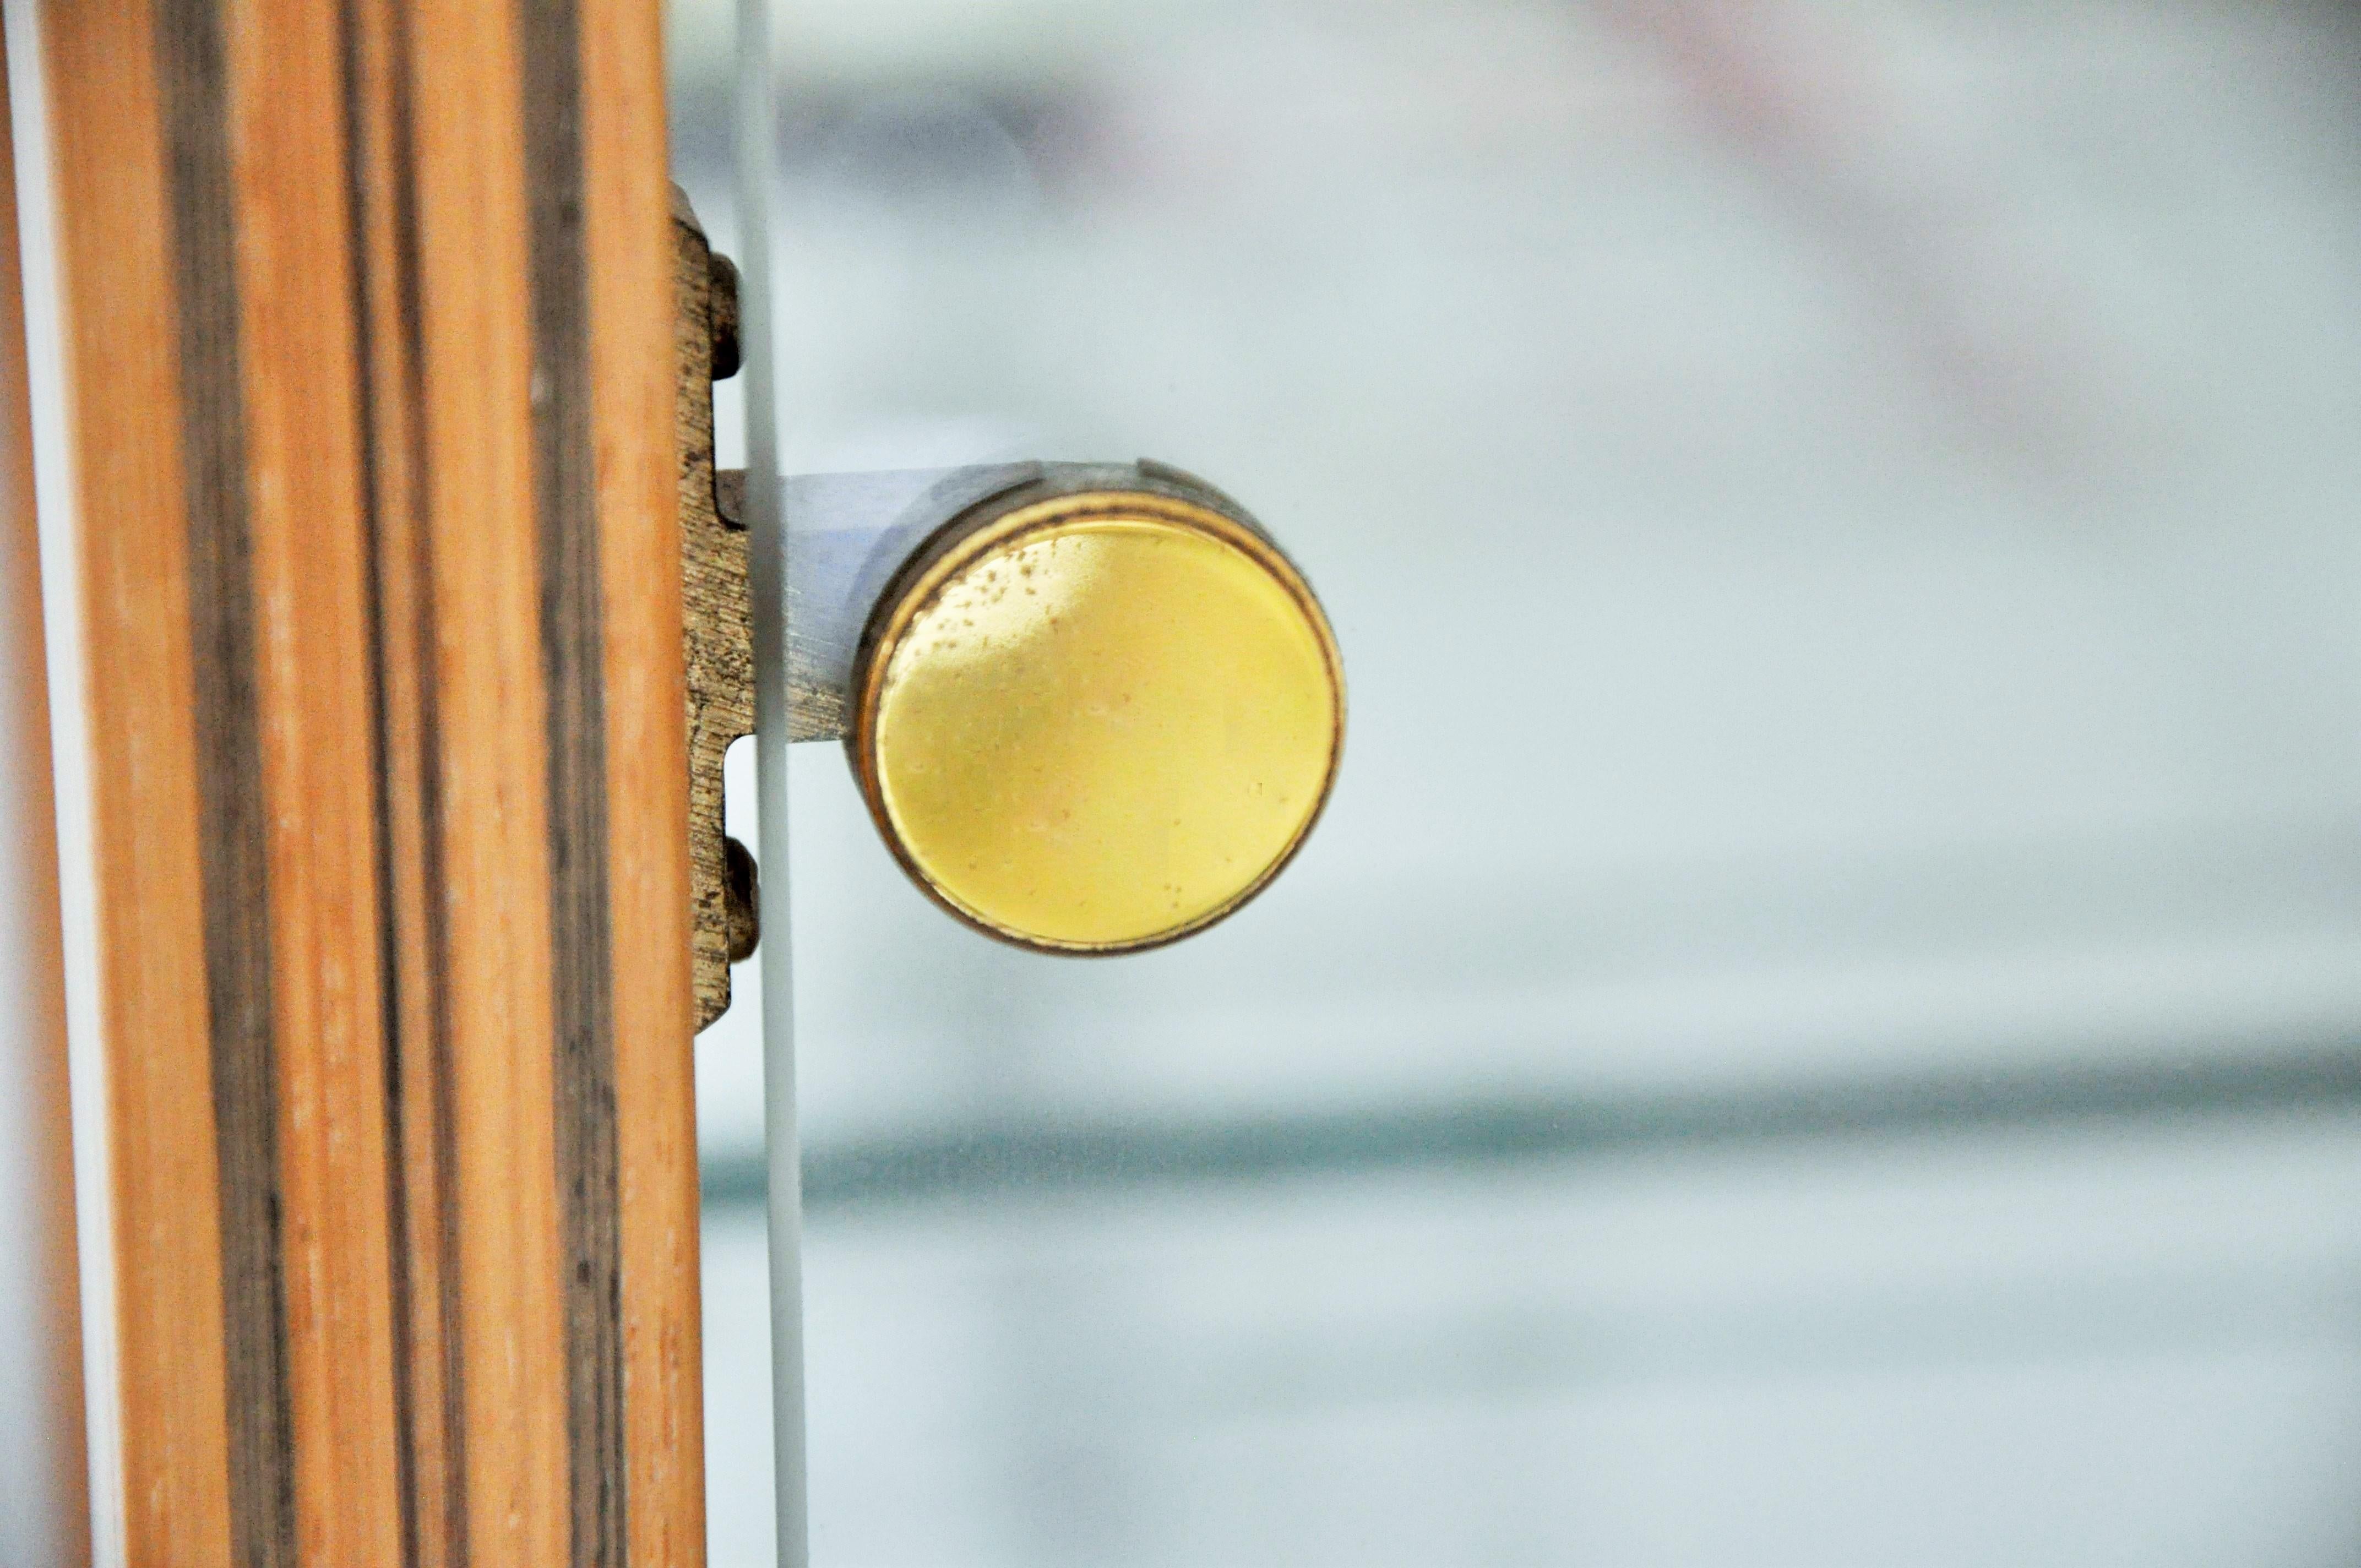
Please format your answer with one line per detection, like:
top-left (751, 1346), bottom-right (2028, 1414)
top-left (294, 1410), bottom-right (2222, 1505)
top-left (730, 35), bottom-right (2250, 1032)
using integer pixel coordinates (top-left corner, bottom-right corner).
top-left (673, 2), bottom-right (2361, 1561)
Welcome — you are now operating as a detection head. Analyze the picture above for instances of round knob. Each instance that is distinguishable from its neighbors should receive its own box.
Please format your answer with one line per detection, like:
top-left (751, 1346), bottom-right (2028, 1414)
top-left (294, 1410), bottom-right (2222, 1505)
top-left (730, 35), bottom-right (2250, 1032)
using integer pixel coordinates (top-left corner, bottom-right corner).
top-left (850, 473), bottom-right (1342, 953)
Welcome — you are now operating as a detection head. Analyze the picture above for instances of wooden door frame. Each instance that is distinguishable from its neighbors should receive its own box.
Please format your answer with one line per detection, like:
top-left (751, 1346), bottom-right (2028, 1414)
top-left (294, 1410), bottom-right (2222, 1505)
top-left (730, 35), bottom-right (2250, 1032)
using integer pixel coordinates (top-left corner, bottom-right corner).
top-left (5, 0), bottom-right (708, 1561)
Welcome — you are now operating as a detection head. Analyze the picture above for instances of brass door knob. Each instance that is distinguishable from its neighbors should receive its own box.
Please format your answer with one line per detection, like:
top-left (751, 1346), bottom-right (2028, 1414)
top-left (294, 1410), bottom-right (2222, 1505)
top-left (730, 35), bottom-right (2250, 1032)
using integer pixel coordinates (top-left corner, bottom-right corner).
top-left (678, 204), bottom-right (1341, 1009)
top-left (838, 463), bottom-right (1342, 954)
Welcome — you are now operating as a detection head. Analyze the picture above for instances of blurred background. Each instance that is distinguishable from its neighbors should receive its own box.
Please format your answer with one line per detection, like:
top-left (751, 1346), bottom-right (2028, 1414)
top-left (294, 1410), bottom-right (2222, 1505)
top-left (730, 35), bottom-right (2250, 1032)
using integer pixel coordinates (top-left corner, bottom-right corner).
top-left (668, 1), bottom-right (2361, 1563)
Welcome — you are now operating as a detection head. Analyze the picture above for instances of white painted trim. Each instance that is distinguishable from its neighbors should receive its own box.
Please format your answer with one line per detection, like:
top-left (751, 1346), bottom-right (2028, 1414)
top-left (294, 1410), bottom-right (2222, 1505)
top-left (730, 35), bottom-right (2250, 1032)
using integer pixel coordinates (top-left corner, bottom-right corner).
top-left (4, 2), bottom-right (122, 1560)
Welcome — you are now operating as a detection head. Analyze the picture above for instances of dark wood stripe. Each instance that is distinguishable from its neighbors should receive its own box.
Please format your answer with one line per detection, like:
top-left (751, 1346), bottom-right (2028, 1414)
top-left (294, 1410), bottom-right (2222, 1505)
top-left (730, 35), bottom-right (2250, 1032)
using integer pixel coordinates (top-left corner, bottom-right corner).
top-left (384, 3), bottom-right (477, 1557)
top-left (519, 0), bottom-right (627, 1560)
top-left (349, 0), bottom-right (477, 1556)
top-left (153, 0), bottom-right (296, 1563)
top-left (336, 0), bottom-right (423, 1560)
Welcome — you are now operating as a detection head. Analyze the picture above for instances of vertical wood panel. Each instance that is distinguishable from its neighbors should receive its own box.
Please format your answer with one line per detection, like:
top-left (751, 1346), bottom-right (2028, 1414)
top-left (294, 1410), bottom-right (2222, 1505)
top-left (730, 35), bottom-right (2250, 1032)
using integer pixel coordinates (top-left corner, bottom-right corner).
top-left (407, 0), bottom-right (572, 1560)
top-left (43, 0), bottom-right (237, 1556)
top-left (151, 0), bottom-right (298, 1550)
top-left (226, 0), bottom-right (405, 1559)
top-left (25, 0), bottom-right (704, 1559)
top-left (582, 0), bottom-right (706, 1556)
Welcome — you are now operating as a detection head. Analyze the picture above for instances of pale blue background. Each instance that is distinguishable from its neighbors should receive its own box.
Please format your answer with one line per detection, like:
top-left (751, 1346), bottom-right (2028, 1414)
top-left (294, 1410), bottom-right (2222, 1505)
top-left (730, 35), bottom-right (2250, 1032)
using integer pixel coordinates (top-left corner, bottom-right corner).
top-left (666, 2), bottom-right (2361, 1561)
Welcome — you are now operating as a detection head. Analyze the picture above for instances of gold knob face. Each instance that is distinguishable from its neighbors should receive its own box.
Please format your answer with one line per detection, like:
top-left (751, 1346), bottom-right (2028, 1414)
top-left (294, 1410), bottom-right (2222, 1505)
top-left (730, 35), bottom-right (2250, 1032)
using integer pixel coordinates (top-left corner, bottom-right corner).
top-left (852, 486), bottom-right (1343, 953)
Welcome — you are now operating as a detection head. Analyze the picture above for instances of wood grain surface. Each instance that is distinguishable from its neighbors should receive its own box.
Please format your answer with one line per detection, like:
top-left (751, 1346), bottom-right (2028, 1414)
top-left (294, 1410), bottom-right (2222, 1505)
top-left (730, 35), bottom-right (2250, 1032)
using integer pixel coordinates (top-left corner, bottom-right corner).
top-left (29, 0), bottom-right (704, 1560)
